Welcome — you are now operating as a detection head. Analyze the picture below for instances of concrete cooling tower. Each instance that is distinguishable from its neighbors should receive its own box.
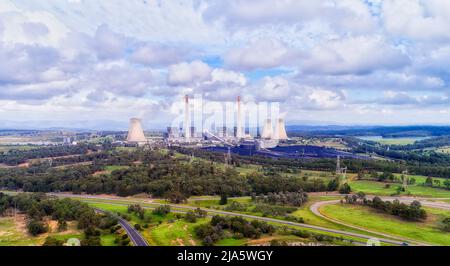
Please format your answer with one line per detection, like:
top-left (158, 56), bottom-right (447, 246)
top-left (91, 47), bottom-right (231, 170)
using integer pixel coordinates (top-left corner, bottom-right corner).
top-left (275, 118), bottom-right (288, 140)
top-left (127, 118), bottom-right (147, 145)
top-left (261, 119), bottom-right (273, 139)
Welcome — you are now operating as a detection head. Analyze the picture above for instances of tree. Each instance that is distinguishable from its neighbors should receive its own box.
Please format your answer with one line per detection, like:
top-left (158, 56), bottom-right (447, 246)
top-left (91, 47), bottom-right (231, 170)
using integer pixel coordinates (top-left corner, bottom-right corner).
top-left (356, 192), bottom-right (366, 201)
top-left (184, 211), bottom-right (197, 223)
top-left (357, 171), bottom-right (365, 180)
top-left (27, 219), bottom-right (48, 236)
top-left (57, 219), bottom-right (67, 232)
top-left (202, 236), bottom-right (214, 246)
top-left (444, 179), bottom-right (450, 190)
top-left (441, 217), bottom-right (450, 232)
top-left (425, 176), bottom-right (433, 187)
top-left (327, 179), bottom-right (339, 191)
top-left (219, 194), bottom-right (228, 205)
top-left (339, 183), bottom-right (351, 194)
top-left (152, 205), bottom-right (171, 216)
top-left (433, 180), bottom-right (441, 187)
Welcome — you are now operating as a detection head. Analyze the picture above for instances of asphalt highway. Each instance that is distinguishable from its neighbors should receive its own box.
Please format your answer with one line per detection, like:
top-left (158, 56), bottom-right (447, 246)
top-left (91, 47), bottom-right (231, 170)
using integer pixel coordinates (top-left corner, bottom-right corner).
top-left (94, 208), bottom-right (148, 246)
top-left (48, 192), bottom-right (450, 246)
top-left (50, 193), bottom-right (410, 246)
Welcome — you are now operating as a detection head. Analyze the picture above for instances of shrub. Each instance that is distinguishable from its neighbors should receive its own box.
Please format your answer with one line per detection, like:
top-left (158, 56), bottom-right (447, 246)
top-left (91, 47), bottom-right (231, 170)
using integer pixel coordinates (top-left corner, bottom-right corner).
top-left (152, 205), bottom-right (171, 216)
top-left (224, 201), bottom-right (247, 212)
top-left (253, 191), bottom-right (308, 206)
top-left (27, 219), bottom-right (48, 236)
top-left (185, 211), bottom-right (197, 223)
top-left (43, 237), bottom-right (64, 246)
top-left (440, 217), bottom-right (450, 232)
top-left (338, 183), bottom-right (351, 194)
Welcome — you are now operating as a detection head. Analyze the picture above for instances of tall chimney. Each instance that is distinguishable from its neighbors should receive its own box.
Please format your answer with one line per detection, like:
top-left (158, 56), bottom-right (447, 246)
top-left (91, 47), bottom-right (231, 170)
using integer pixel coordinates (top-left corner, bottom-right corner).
top-left (236, 96), bottom-right (243, 139)
top-left (184, 95), bottom-right (191, 140)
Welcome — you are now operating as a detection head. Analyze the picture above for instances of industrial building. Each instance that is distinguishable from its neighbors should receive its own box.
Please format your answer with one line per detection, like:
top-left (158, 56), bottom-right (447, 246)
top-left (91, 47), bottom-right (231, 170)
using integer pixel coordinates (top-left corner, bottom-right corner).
top-left (162, 95), bottom-right (288, 149)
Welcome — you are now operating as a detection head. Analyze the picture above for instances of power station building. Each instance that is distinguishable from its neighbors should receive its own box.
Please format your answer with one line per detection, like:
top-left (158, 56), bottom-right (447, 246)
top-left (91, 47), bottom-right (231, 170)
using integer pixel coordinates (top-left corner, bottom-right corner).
top-left (164, 95), bottom-right (288, 146)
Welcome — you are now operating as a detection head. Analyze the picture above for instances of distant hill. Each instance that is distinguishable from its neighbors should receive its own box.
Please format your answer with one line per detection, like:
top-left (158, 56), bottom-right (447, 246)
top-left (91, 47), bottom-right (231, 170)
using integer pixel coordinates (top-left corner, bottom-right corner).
top-left (286, 125), bottom-right (450, 137)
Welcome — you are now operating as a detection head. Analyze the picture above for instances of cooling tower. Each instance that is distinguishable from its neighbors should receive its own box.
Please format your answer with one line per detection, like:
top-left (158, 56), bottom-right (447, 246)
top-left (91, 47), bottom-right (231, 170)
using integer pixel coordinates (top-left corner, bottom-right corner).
top-left (261, 118), bottom-right (273, 139)
top-left (127, 118), bottom-right (147, 144)
top-left (275, 118), bottom-right (288, 140)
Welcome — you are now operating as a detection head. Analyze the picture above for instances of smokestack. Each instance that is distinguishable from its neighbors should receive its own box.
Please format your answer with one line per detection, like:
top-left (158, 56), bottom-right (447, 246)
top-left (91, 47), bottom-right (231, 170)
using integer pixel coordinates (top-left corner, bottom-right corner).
top-left (127, 118), bottom-right (146, 144)
top-left (275, 118), bottom-right (288, 140)
top-left (261, 118), bottom-right (273, 139)
top-left (236, 96), bottom-right (243, 139)
top-left (184, 95), bottom-right (191, 140)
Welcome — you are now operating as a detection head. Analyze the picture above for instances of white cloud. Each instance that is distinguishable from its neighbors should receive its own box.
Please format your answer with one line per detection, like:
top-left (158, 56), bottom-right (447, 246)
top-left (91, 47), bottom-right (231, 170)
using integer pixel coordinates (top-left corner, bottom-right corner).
top-left (204, 0), bottom-right (377, 34)
top-left (93, 24), bottom-right (127, 60)
top-left (211, 69), bottom-right (246, 86)
top-left (254, 76), bottom-right (291, 101)
top-left (301, 36), bottom-right (410, 75)
top-left (129, 44), bottom-right (185, 66)
top-left (167, 60), bottom-right (212, 86)
top-left (224, 38), bottom-right (296, 70)
top-left (1, 0), bottom-right (450, 127)
top-left (382, 0), bottom-right (450, 41)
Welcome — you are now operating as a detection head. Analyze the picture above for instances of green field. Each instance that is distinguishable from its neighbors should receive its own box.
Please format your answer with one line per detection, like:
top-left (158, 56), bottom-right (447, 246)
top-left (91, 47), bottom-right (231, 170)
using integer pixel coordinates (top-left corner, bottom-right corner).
top-left (321, 203), bottom-right (450, 245)
top-left (148, 218), bottom-right (207, 246)
top-left (0, 217), bottom-right (42, 246)
top-left (358, 137), bottom-right (425, 146)
top-left (100, 234), bottom-right (118, 246)
top-left (0, 216), bottom-right (83, 246)
top-left (349, 180), bottom-right (450, 198)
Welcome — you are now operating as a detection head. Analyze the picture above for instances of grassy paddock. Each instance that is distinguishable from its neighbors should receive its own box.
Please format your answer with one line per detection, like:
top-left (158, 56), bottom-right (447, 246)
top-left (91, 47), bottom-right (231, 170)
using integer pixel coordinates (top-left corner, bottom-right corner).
top-left (349, 180), bottom-right (450, 198)
top-left (320, 203), bottom-right (450, 246)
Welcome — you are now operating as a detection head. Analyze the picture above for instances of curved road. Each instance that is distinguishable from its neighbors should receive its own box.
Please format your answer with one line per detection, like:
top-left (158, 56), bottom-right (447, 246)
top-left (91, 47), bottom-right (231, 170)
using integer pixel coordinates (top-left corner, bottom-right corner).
top-left (49, 193), bottom-right (450, 246)
top-left (310, 196), bottom-right (450, 246)
top-left (310, 200), bottom-right (430, 246)
top-left (50, 193), bottom-right (410, 246)
top-left (94, 208), bottom-right (148, 246)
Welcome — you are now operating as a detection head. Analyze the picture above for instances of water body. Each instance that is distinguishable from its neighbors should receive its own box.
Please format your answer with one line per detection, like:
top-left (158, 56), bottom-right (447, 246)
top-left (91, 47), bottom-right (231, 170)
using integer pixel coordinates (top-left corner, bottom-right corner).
top-left (203, 145), bottom-right (367, 159)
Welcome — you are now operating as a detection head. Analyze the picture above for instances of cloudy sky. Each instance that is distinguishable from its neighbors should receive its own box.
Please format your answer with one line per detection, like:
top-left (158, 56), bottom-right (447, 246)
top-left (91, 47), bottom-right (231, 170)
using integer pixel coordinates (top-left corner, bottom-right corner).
top-left (1, 0), bottom-right (450, 129)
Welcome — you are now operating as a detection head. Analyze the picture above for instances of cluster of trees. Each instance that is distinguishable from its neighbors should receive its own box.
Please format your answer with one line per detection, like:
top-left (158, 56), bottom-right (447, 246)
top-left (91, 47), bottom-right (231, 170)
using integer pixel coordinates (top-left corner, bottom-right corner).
top-left (424, 176), bottom-right (450, 190)
top-left (0, 192), bottom-right (119, 245)
top-left (251, 191), bottom-right (308, 207)
top-left (1, 148), bottom-right (334, 200)
top-left (152, 205), bottom-right (171, 216)
top-left (175, 146), bottom-right (450, 180)
top-left (184, 208), bottom-right (207, 223)
top-left (195, 215), bottom-right (275, 246)
top-left (128, 204), bottom-right (145, 219)
top-left (343, 194), bottom-right (427, 221)
top-left (0, 144), bottom-right (100, 166)
top-left (252, 204), bottom-right (297, 217)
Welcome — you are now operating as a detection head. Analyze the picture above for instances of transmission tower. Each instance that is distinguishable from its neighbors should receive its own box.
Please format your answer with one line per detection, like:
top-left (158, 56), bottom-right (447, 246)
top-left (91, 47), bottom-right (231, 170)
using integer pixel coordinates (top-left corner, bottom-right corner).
top-left (336, 155), bottom-right (347, 179)
top-left (225, 147), bottom-right (232, 166)
top-left (402, 170), bottom-right (409, 190)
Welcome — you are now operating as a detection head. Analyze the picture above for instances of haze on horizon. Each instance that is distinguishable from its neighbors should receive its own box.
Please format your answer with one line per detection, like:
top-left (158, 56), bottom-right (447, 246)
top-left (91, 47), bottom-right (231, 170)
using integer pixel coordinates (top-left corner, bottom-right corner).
top-left (1, 0), bottom-right (450, 130)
